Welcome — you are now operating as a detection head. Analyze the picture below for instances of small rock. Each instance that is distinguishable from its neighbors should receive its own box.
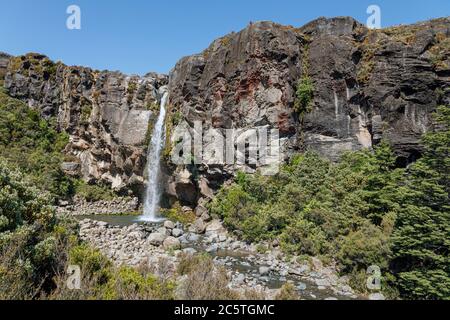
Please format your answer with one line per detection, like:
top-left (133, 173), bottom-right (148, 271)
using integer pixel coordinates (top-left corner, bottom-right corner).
top-left (164, 221), bottom-right (175, 229)
top-left (205, 219), bottom-right (226, 234)
top-left (172, 228), bottom-right (184, 237)
top-left (157, 227), bottom-right (171, 236)
top-left (182, 248), bottom-right (197, 255)
top-left (163, 236), bottom-right (181, 250)
top-left (201, 212), bottom-right (211, 222)
top-left (311, 257), bottom-right (323, 271)
top-left (206, 245), bottom-right (218, 253)
top-left (148, 233), bottom-right (167, 246)
top-left (193, 219), bottom-right (206, 234)
top-left (315, 278), bottom-right (330, 287)
top-left (195, 205), bottom-right (208, 217)
top-left (297, 282), bottom-right (307, 291)
top-left (235, 273), bottom-right (246, 284)
top-left (259, 266), bottom-right (270, 275)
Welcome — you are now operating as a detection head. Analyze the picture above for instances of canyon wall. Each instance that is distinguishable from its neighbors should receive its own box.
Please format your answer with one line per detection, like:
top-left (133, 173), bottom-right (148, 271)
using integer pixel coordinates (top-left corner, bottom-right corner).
top-left (165, 17), bottom-right (449, 205)
top-left (3, 16), bottom-right (449, 206)
top-left (4, 53), bottom-right (167, 194)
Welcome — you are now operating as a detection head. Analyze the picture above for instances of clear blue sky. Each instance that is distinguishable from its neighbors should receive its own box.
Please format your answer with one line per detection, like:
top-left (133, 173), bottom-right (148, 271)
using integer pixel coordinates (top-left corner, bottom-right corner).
top-left (0, 0), bottom-right (448, 75)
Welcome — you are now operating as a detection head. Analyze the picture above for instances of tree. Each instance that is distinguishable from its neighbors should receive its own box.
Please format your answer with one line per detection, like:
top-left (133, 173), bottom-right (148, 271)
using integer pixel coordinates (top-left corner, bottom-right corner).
top-left (391, 106), bottom-right (450, 299)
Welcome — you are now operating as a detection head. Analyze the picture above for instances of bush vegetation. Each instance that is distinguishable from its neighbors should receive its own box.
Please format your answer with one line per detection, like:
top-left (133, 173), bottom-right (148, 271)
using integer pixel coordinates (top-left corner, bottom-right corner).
top-left (210, 106), bottom-right (449, 300)
top-left (0, 88), bottom-right (73, 200)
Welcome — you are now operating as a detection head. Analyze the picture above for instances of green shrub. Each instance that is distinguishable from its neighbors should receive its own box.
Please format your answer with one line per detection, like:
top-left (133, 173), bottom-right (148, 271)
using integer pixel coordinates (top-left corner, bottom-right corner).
top-left (0, 89), bottom-right (72, 200)
top-left (391, 106), bottom-right (450, 300)
top-left (74, 181), bottom-right (117, 202)
top-left (160, 202), bottom-right (196, 224)
top-left (294, 76), bottom-right (314, 114)
top-left (275, 283), bottom-right (300, 300)
top-left (176, 254), bottom-right (239, 300)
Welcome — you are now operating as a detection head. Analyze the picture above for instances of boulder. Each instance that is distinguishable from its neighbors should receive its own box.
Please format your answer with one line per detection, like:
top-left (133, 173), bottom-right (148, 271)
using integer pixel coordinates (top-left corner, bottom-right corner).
top-left (172, 228), bottom-right (184, 237)
top-left (259, 266), bottom-right (270, 275)
top-left (193, 218), bottom-right (206, 234)
top-left (164, 220), bottom-right (175, 229)
top-left (163, 236), bottom-right (181, 250)
top-left (195, 205), bottom-right (208, 217)
top-left (205, 219), bottom-right (226, 235)
top-left (148, 233), bottom-right (167, 246)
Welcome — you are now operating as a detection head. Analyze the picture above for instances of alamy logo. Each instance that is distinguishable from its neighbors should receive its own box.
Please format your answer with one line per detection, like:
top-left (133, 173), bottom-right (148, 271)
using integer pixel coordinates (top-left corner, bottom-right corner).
top-left (66, 265), bottom-right (81, 290)
top-left (66, 5), bottom-right (81, 30)
top-left (366, 265), bottom-right (382, 290)
top-left (366, 5), bottom-right (381, 29)
top-left (170, 121), bottom-right (282, 176)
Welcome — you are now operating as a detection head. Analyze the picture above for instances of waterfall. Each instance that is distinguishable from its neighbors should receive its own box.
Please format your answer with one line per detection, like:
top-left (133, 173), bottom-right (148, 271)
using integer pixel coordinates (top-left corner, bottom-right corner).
top-left (141, 87), bottom-right (168, 222)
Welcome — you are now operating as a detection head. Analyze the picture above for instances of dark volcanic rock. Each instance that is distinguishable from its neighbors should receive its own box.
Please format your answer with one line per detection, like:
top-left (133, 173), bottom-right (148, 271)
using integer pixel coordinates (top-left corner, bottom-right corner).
top-left (166, 16), bottom-right (449, 204)
top-left (3, 17), bottom-right (449, 206)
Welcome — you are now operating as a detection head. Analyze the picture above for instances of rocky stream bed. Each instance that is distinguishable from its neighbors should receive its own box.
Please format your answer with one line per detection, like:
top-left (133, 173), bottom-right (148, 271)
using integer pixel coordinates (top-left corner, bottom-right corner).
top-left (76, 216), bottom-right (380, 300)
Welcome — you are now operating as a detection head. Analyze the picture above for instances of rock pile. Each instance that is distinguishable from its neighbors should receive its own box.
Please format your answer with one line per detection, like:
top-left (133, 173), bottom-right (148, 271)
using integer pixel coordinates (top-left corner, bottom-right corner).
top-left (57, 196), bottom-right (139, 216)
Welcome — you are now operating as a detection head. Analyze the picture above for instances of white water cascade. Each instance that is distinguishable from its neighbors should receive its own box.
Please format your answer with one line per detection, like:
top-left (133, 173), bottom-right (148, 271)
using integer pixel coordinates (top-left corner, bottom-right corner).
top-left (141, 87), bottom-right (169, 222)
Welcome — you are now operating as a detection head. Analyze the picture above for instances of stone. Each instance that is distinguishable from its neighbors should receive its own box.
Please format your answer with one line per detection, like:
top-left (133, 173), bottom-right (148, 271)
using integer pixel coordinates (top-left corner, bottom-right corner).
top-left (182, 248), bottom-right (197, 255)
top-left (297, 282), bottom-right (307, 291)
top-left (311, 257), bottom-right (324, 271)
top-left (235, 273), bottom-right (246, 284)
top-left (164, 220), bottom-right (175, 229)
top-left (148, 233), bottom-right (167, 246)
top-left (205, 245), bottom-right (218, 253)
top-left (200, 212), bottom-right (211, 222)
top-left (172, 228), bottom-right (184, 237)
top-left (186, 233), bottom-right (200, 242)
top-left (157, 227), bottom-right (171, 236)
top-left (259, 266), bottom-right (270, 276)
top-left (195, 205), bottom-right (208, 217)
top-left (61, 162), bottom-right (80, 173)
top-left (205, 219), bottom-right (226, 235)
top-left (315, 278), bottom-right (331, 287)
top-left (193, 218), bottom-right (206, 234)
top-left (163, 236), bottom-right (181, 250)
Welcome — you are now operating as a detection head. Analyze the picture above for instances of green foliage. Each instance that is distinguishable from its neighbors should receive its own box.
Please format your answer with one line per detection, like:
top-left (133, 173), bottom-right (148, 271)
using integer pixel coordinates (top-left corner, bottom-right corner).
top-left (210, 106), bottom-right (450, 299)
top-left (275, 283), bottom-right (300, 300)
top-left (74, 181), bottom-right (117, 202)
top-left (391, 106), bottom-right (450, 300)
top-left (64, 244), bottom-right (175, 300)
top-left (0, 89), bottom-right (72, 199)
top-left (210, 146), bottom-right (404, 296)
top-left (160, 202), bottom-right (196, 224)
top-left (0, 159), bottom-right (56, 232)
top-left (0, 161), bottom-right (78, 299)
top-left (294, 76), bottom-right (314, 114)
top-left (176, 253), bottom-right (239, 300)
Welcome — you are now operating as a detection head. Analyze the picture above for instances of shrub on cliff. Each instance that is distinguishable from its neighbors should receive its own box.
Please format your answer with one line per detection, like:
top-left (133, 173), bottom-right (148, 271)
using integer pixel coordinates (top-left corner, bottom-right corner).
top-left (0, 89), bottom-right (72, 200)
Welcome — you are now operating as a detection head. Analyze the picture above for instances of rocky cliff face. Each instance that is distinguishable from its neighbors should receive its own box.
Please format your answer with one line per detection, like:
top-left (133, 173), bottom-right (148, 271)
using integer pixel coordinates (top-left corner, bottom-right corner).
top-left (165, 17), bottom-right (449, 205)
top-left (4, 53), bottom-right (168, 194)
top-left (2, 17), bottom-right (449, 207)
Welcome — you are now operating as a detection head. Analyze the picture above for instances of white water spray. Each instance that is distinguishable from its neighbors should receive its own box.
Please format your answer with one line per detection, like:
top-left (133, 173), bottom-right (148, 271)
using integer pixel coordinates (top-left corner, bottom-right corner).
top-left (141, 87), bottom-right (168, 222)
